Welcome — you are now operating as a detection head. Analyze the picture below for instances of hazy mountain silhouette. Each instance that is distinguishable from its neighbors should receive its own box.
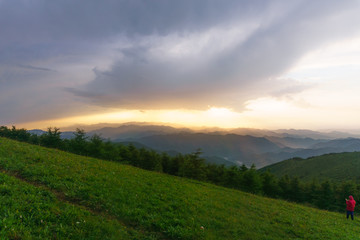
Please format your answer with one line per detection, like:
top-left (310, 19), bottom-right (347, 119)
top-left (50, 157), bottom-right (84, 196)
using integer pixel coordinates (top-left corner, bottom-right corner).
top-left (29, 123), bottom-right (360, 168)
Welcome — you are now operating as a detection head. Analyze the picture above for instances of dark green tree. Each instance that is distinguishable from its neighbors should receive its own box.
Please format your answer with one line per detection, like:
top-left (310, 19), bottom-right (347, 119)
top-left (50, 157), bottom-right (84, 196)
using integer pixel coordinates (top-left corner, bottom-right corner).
top-left (168, 154), bottom-right (184, 176)
top-left (102, 140), bottom-right (121, 162)
top-left (69, 128), bottom-right (88, 155)
top-left (278, 175), bottom-right (292, 200)
top-left (303, 179), bottom-right (320, 205)
top-left (317, 181), bottom-right (335, 210)
top-left (40, 127), bottom-right (62, 148)
top-left (241, 164), bottom-right (262, 194)
top-left (240, 164), bottom-right (248, 172)
top-left (206, 164), bottom-right (226, 186)
top-left (161, 153), bottom-right (172, 174)
top-left (127, 144), bottom-right (140, 167)
top-left (289, 177), bottom-right (303, 202)
top-left (224, 166), bottom-right (242, 189)
top-left (178, 149), bottom-right (206, 181)
top-left (261, 171), bottom-right (280, 198)
top-left (11, 126), bottom-right (31, 142)
top-left (87, 134), bottom-right (104, 158)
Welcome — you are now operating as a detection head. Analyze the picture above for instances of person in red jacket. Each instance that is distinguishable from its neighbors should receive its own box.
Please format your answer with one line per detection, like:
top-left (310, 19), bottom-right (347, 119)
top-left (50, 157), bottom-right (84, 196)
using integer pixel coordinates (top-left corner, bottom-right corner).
top-left (346, 195), bottom-right (356, 220)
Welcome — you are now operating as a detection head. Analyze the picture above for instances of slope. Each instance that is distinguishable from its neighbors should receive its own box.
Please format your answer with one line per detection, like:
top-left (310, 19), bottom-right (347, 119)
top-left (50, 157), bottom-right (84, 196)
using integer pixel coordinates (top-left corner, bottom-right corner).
top-left (0, 172), bottom-right (135, 239)
top-left (260, 152), bottom-right (360, 182)
top-left (0, 137), bottom-right (359, 239)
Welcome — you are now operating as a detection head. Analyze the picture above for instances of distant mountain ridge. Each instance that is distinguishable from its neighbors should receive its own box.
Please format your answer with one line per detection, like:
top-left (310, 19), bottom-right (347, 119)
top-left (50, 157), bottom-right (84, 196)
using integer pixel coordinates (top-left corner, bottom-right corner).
top-left (29, 123), bottom-right (360, 168)
top-left (28, 129), bottom-right (75, 139)
top-left (90, 124), bottom-right (193, 140)
top-left (264, 136), bottom-right (326, 149)
top-left (125, 132), bottom-right (283, 166)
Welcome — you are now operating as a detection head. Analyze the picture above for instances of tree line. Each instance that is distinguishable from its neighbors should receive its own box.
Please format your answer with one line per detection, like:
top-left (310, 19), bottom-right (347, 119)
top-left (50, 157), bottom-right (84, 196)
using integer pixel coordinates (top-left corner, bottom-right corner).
top-left (0, 125), bottom-right (356, 213)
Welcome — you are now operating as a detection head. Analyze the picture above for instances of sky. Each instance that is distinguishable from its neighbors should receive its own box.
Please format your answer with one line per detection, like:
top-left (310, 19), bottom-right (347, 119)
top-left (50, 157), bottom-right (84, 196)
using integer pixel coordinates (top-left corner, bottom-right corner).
top-left (1, 0), bottom-right (360, 130)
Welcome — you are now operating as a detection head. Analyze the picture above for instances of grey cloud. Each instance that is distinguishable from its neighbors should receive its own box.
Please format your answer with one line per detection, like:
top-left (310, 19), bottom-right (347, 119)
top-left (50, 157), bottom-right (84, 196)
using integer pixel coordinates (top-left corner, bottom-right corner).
top-left (0, 81), bottom-right (98, 125)
top-left (269, 79), bottom-right (314, 97)
top-left (18, 64), bottom-right (56, 72)
top-left (0, 0), bottom-right (265, 50)
top-left (0, 68), bottom-right (80, 125)
top-left (0, 0), bottom-right (266, 67)
top-left (1, 0), bottom-right (360, 125)
top-left (69, 0), bottom-right (360, 111)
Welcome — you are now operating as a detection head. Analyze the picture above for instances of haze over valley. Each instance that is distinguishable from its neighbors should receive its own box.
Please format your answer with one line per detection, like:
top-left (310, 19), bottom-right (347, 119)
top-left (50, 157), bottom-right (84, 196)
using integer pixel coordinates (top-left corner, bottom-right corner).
top-left (29, 122), bottom-right (360, 168)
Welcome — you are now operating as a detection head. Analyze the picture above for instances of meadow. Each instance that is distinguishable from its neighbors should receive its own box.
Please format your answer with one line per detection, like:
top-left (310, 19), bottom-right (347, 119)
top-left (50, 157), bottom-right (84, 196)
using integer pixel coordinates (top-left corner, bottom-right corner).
top-left (0, 137), bottom-right (359, 239)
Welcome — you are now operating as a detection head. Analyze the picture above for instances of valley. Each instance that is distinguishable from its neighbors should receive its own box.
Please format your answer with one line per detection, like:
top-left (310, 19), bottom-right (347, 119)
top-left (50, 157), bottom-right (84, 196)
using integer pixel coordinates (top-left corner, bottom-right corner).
top-left (33, 123), bottom-right (360, 168)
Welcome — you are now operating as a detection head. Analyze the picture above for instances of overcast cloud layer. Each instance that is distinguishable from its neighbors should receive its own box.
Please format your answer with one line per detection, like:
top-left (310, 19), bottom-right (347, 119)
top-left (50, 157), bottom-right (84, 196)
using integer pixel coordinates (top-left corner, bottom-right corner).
top-left (1, 0), bottom-right (360, 125)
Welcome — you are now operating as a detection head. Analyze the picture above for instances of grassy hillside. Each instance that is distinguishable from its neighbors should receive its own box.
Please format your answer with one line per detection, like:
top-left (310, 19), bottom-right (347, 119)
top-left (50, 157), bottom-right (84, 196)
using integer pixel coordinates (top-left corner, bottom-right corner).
top-left (260, 152), bottom-right (360, 182)
top-left (0, 137), bottom-right (359, 239)
top-left (0, 172), bottom-right (135, 239)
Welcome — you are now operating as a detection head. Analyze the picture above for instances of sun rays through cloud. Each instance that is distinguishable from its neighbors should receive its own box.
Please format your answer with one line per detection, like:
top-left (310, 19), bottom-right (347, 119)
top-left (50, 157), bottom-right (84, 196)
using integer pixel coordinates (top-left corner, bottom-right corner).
top-left (1, 1), bottom-right (360, 130)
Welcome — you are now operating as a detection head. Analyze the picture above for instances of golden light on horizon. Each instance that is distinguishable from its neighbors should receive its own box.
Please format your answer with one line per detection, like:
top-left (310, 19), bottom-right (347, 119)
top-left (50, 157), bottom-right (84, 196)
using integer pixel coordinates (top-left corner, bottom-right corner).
top-left (13, 96), bottom-right (360, 131)
top-left (14, 107), bottom-right (250, 130)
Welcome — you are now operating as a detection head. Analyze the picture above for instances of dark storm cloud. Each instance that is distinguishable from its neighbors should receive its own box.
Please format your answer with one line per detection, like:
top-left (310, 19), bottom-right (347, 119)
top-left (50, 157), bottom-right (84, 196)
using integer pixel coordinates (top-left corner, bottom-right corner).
top-left (0, 0), bottom-right (267, 66)
top-left (18, 64), bottom-right (56, 72)
top-left (70, 0), bottom-right (360, 110)
top-left (0, 0), bottom-right (262, 41)
top-left (1, 0), bottom-right (360, 124)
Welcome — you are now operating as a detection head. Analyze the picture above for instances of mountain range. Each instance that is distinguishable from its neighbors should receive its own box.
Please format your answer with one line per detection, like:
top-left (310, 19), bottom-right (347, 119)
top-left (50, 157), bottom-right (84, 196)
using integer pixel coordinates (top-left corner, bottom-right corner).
top-left (29, 123), bottom-right (360, 168)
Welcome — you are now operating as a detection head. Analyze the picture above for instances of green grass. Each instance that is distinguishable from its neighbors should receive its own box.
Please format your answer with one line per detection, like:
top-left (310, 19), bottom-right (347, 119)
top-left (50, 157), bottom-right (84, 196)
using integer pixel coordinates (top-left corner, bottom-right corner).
top-left (260, 152), bottom-right (360, 182)
top-left (0, 171), bottom-right (144, 239)
top-left (0, 137), bottom-right (360, 239)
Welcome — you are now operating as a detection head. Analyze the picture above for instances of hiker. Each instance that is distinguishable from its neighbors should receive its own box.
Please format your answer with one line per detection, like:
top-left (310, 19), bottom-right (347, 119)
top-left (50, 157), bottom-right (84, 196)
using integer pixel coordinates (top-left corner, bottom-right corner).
top-left (346, 195), bottom-right (356, 220)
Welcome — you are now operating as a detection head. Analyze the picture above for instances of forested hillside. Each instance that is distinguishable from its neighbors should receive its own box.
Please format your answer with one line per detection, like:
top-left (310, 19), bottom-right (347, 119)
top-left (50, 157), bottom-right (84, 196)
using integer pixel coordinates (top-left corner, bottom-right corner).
top-left (260, 152), bottom-right (360, 182)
